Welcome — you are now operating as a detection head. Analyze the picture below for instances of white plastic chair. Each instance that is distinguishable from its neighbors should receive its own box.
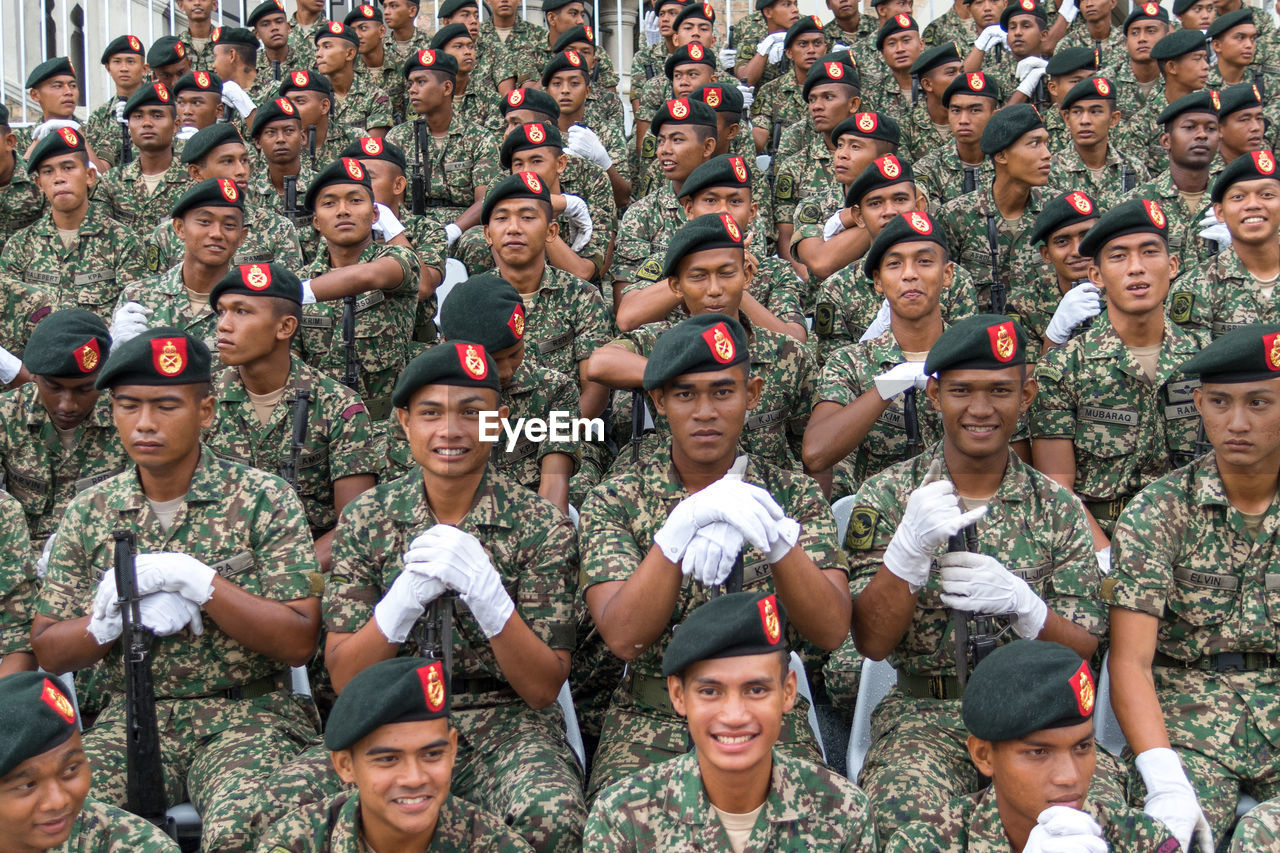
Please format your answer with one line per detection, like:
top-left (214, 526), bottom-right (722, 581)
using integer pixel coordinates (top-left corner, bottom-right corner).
top-left (557, 681), bottom-right (587, 771)
top-left (845, 657), bottom-right (899, 782)
top-left (567, 504), bottom-right (580, 529)
top-left (432, 257), bottom-right (468, 327)
top-left (832, 495), bottom-right (856, 544)
top-left (290, 665), bottom-right (312, 698)
top-left (788, 651), bottom-right (826, 762)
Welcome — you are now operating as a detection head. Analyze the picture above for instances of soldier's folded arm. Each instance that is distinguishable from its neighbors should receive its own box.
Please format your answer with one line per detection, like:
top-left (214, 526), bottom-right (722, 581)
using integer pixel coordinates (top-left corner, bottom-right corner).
top-left (615, 279), bottom-right (682, 332)
top-left (307, 256), bottom-right (411, 298)
top-left (1107, 605), bottom-right (1171, 753)
top-left (584, 340), bottom-right (647, 388)
top-left (200, 576), bottom-right (320, 666)
top-left (795, 214), bottom-right (871, 281)
top-left (804, 393), bottom-right (894, 473)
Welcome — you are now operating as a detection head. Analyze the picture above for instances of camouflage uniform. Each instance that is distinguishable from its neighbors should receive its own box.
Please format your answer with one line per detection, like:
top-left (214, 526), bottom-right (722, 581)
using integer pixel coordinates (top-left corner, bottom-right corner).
top-left (506, 264), bottom-right (614, 385)
top-left (907, 148), bottom-right (994, 213)
top-left (629, 40), bottom-right (671, 90)
top-left (752, 71), bottom-right (808, 151)
top-left (113, 264), bottom-right (223, 354)
top-left (36, 451), bottom-right (321, 853)
top-left (256, 46), bottom-right (301, 85)
top-left (0, 489), bottom-right (34, 659)
top-left (472, 33), bottom-right (518, 98)
top-left (612, 181), bottom-right (686, 285)
top-left (1048, 143), bottom-right (1150, 208)
top-left (1170, 246), bottom-right (1280, 339)
top-left (142, 202), bottom-right (304, 275)
top-left (82, 99), bottom-right (134, 170)
top-left (1124, 170), bottom-right (1216, 271)
top-left (256, 789), bottom-right (532, 853)
top-left (1231, 799), bottom-right (1280, 852)
top-left (1057, 22), bottom-right (1127, 68)
top-left (177, 29), bottom-right (217, 71)
top-left (584, 749), bottom-right (877, 851)
top-left (0, 154), bottom-right (44, 242)
top-left (332, 73), bottom-right (394, 135)
top-left (304, 123), bottom-right (361, 174)
top-left (899, 100), bottom-right (955, 164)
top-left (863, 73), bottom-right (914, 123)
top-left (1114, 92), bottom-right (1174, 175)
top-left (383, 29), bottom-right (431, 77)
top-left (246, 162), bottom-right (317, 222)
top-left (734, 13), bottom-right (790, 89)
top-left (825, 16), bottom-right (885, 88)
top-left (846, 445), bottom-right (1115, 845)
top-left (1107, 453), bottom-right (1280, 838)
top-left (940, 186), bottom-right (1050, 313)
top-left (884, 787), bottom-right (1178, 852)
top-left (922, 8), bottom-right (973, 48)
top-left (580, 445), bottom-right (846, 798)
top-left (287, 15), bottom-right (327, 70)
top-left (385, 118), bottom-right (502, 223)
top-left (55, 797), bottom-right (182, 853)
top-left (1032, 316), bottom-right (1206, 535)
top-left (479, 19), bottom-right (547, 78)
top-left (357, 60), bottom-right (409, 127)
top-left (94, 156), bottom-right (192, 231)
top-left (1099, 61), bottom-right (1163, 127)
top-left (773, 124), bottom-right (836, 236)
top-left (399, 213), bottom-right (447, 348)
top-left (633, 104), bottom-right (756, 201)
top-left (296, 242), bottom-right (419, 422)
top-left (453, 87), bottom-right (503, 138)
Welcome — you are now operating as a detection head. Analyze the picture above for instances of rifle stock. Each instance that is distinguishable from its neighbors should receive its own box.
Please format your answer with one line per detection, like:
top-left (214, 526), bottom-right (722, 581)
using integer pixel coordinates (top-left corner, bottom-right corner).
top-left (341, 296), bottom-right (359, 393)
top-left (281, 388), bottom-right (310, 491)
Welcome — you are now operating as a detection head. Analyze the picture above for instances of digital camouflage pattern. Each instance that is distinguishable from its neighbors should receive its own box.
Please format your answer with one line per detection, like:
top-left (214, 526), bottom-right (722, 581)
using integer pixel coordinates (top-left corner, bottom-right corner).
top-left (825, 16), bottom-right (884, 81)
top-left (773, 125), bottom-right (837, 235)
top-left (176, 29), bottom-right (216, 72)
top-left (400, 212), bottom-right (447, 348)
top-left (287, 14), bottom-right (326, 71)
top-left (473, 32), bottom-right (519, 96)
top-left (1169, 246), bottom-right (1280, 339)
top-left (1048, 143), bottom-right (1150, 209)
top-left (256, 46), bottom-right (304, 88)
top-left (920, 9), bottom-right (973, 50)
top-left (1056, 22), bottom-right (1127, 69)
top-left (142, 201), bottom-right (304, 275)
top-left (912, 149), bottom-right (995, 213)
top-left (1098, 60), bottom-right (1162, 129)
top-left (94, 155), bottom-right (193, 231)
top-left (734, 13), bottom-right (791, 89)
top-left (54, 797), bottom-right (182, 853)
top-left (113, 264), bottom-right (223, 354)
top-left (83, 99), bottom-right (134, 170)
top-left (1123, 168), bottom-right (1217, 273)
top-left (332, 73), bottom-right (394, 135)
top-left (630, 39), bottom-right (671, 89)
top-left (862, 73), bottom-right (913, 124)
top-left (504, 264), bottom-right (614, 386)
top-left (752, 71), bottom-right (809, 148)
top-left (384, 118), bottom-right (502, 221)
top-left (453, 87), bottom-right (504, 139)
top-left (1231, 798), bottom-right (1280, 852)
top-left (0, 154), bottom-right (44, 239)
top-left (1113, 92), bottom-right (1175, 175)
top-left (382, 29), bottom-right (432, 81)
top-left (899, 100), bottom-right (955, 164)
top-left (357, 60), bottom-right (409, 127)
top-left (584, 749), bottom-right (878, 852)
top-left (304, 123), bottom-right (361, 174)
top-left (246, 161), bottom-right (317, 222)
top-left (480, 19), bottom-right (547, 85)
top-left (940, 186), bottom-right (1050, 313)
top-left (0, 489), bottom-right (34, 657)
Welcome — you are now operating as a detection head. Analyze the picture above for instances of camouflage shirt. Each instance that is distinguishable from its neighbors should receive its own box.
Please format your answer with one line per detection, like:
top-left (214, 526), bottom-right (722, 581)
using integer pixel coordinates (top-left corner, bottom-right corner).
top-left (256, 47), bottom-right (305, 85)
top-left (94, 154), bottom-right (192, 231)
top-left (752, 72), bottom-right (808, 147)
top-left (479, 20), bottom-right (547, 81)
top-left (357, 60), bottom-right (409, 127)
top-left (287, 14), bottom-right (328, 70)
top-left (246, 161), bottom-right (317, 225)
top-left (511, 263), bottom-right (614, 384)
top-left (383, 29), bottom-right (432, 77)
top-left (899, 99), bottom-right (955, 165)
top-left (473, 33), bottom-right (518, 96)
top-left (1057, 22), bottom-right (1127, 69)
top-left (113, 263), bottom-right (223, 354)
top-left (613, 181), bottom-right (685, 284)
top-left (1124, 169), bottom-right (1216, 273)
top-left (629, 41), bottom-right (671, 90)
top-left (332, 72), bottom-right (394, 135)
top-left (142, 201), bottom-right (304, 275)
top-left (385, 117), bottom-right (502, 219)
top-left (773, 125), bottom-right (836, 233)
top-left (1098, 60), bottom-right (1163, 128)
top-left (177, 28), bottom-right (217, 71)
top-left (0, 489), bottom-right (34, 657)
top-left (1048, 142), bottom-right (1150, 208)
top-left (304, 123), bottom-right (361, 174)
top-left (1170, 245), bottom-right (1280, 339)
top-left (913, 149), bottom-right (994, 213)
top-left (83, 98), bottom-right (134, 170)
top-left (824, 16), bottom-right (885, 89)
top-left (922, 9), bottom-right (973, 48)
top-left (53, 797), bottom-right (182, 853)
top-left (940, 185), bottom-right (1050, 313)
top-left (734, 13), bottom-right (791, 89)
top-left (0, 153), bottom-right (44, 240)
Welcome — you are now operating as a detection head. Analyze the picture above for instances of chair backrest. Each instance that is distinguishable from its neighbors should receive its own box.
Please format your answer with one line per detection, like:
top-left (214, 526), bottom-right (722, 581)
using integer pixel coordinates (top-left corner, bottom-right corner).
top-left (832, 495), bottom-right (856, 547)
top-left (557, 681), bottom-right (587, 772)
top-left (845, 657), bottom-right (898, 782)
top-left (788, 651), bottom-right (826, 763)
top-left (1093, 652), bottom-right (1127, 758)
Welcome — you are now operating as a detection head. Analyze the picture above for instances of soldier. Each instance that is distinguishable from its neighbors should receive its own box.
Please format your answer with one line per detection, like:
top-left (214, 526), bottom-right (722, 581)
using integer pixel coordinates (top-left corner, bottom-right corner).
top-left (1121, 29), bottom-right (1211, 174)
top-left (251, 0), bottom-right (299, 83)
top-left (255, 657), bottom-right (533, 853)
top-left (1050, 77), bottom-right (1149, 207)
top-left (172, 70), bottom-right (227, 138)
top-left (84, 35), bottom-right (147, 171)
top-left (206, 262), bottom-right (379, 569)
top-left (0, 104), bottom-right (45, 241)
top-left (346, 5), bottom-right (408, 127)
top-left (315, 22), bottom-right (392, 138)
top-left (914, 71), bottom-right (998, 211)
top-left (825, 0), bottom-right (890, 76)
top-left (584, 590), bottom-right (876, 850)
top-left (0, 672), bottom-right (180, 851)
top-left (899, 41), bottom-right (964, 163)
top-left (870, 14), bottom-right (929, 122)
top-left (1056, 0), bottom-right (1125, 65)
top-left (279, 70), bottom-right (359, 173)
top-left (211, 27), bottom-right (270, 129)
top-left (248, 97), bottom-right (316, 232)
top-left (1015, 189), bottom-right (1101, 345)
top-left (147, 37), bottom-right (192, 90)
top-left (0, 494), bottom-right (35, 676)
top-left (499, 86), bottom-right (562, 135)
top-left (438, 0), bottom-right (518, 99)
top-left (544, 49), bottom-right (633, 209)
top-left (1208, 8), bottom-right (1275, 91)
top-left (752, 16), bottom-right (828, 157)
top-left (923, 0), bottom-right (975, 49)
top-left (430, 24), bottom-right (500, 137)
top-left (847, 313), bottom-right (1116, 846)
top-left (0, 128), bottom-right (142, 330)
top-left (1217, 82), bottom-right (1275, 164)
top-left (886, 640), bottom-right (1182, 852)
top-left (96, 82), bottom-right (192, 233)
top-left (516, 0), bottom-right (618, 91)
top-left (480, 0), bottom-right (547, 65)
top-left (175, 0), bottom-right (217, 71)
top-left (734, 0), bottom-right (802, 89)
top-left (1032, 198), bottom-right (1204, 568)
top-left (15, 58), bottom-right (97, 167)
top-left (31, 327), bottom-right (322, 853)
top-left (940, 104), bottom-right (1051, 314)
top-left (287, 0), bottom-right (328, 71)
top-left (1175, 0), bottom-right (1216, 31)
top-left (1103, 2), bottom-right (1171, 124)
top-left (1041, 47), bottom-right (1101, 153)
top-left (630, 0), bottom-right (683, 108)
top-left (382, 0), bottom-right (431, 72)
top-left (550, 25), bottom-right (626, 129)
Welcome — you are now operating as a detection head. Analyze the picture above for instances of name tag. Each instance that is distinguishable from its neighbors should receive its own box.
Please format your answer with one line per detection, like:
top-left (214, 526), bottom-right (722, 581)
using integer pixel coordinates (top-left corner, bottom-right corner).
top-left (876, 409), bottom-right (906, 430)
top-left (1212, 321), bottom-right (1247, 336)
top-left (296, 448), bottom-right (327, 469)
top-left (537, 331), bottom-right (573, 355)
top-left (1080, 405), bottom-right (1137, 426)
top-left (74, 468), bottom-right (124, 493)
top-left (23, 271), bottom-right (60, 286)
top-left (443, 160), bottom-right (467, 173)
top-left (1166, 379), bottom-right (1199, 404)
top-left (1173, 565), bottom-right (1239, 591)
top-left (744, 408), bottom-right (785, 431)
top-left (1164, 402), bottom-right (1198, 421)
top-left (73, 270), bottom-right (116, 286)
top-left (1010, 563), bottom-right (1053, 584)
top-left (353, 291), bottom-right (385, 313)
top-left (1267, 573), bottom-right (1280, 591)
top-left (300, 314), bottom-right (333, 330)
top-left (507, 439), bottom-right (539, 462)
top-left (288, 213), bottom-right (314, 229)
top-left (743, 559), bottom-right (770, 587)
top-left (210, 550), bottom-right (255, 577)
top-left (235, 251), bottom-right (274, 264)
top-left (7, 471), bottom-right (46, 494)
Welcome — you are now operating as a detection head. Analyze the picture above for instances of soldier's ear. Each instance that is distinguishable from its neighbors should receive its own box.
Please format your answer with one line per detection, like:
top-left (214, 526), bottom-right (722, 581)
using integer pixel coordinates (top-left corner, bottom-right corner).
top-left (780, 666), bottom-right (798, 714)
top-left (331, 748), bottom-right (357, 784)
top-left (667, 674), bottom-right (688, 717)
top-left (967, 735), bottom-right (996, 777)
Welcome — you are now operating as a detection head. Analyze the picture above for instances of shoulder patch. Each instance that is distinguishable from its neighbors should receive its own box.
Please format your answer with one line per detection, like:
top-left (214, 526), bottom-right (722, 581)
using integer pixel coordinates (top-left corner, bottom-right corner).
top-left (637, 257), bottom-right (663, 282)
top-left (796, 202), bottom-right (821, 225)
top-left (1100, 576), bottom-right (1118, 603)
top-left (776, 173), bottom-right (795, 201)
top-left (814, 302), bottom-right (835, 337)
top-left (341, 403), bottom-right (366, 420)
top-left (641, 135), bottom-right (657, 159)
top-left (145, 242), bottom-right (161, 274)
top-left (845, 506), bottom-right (879, 551)
top-left (1169, 291), bottom-right (1193, 325)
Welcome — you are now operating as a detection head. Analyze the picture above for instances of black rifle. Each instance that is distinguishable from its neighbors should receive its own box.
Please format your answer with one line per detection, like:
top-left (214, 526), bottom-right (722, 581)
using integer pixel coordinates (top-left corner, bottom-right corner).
top-left (903, 387), bottom-right (922, 458)
top-left (985, 213), bottom-right (1006, 314)
top-left (1032, 77), bottom-right (1049, 113)
top-left (1121, 162), bottom-right (1136, 194)
top-left (280, 388), bottom-right (311, 491)
top-left (1067, 278), bottom-right (1094, 341)
top-left (411, 118), bottom-right (427, 215)
top-left (271, 59), bottom-right (282, 81)
top-left (113, 530), bottom-right (167, 825)
top-left (962, 165), bottom-right (977, 194)
top-left (630, 389), bottom-right (647, 463)
top-left (284, 173), bottom-right (298, 218)
top-left (119, 108), bottom-right (133, 166)
top-left (307, 125), bottom-right (317, 164)
top-left (411, 593), bottom-right (455, 701)
top-left (947, 524), bottom-right (1012, 689)
top-left (766, 118), bottom-right (784, 198)
top-left (708, 554), bottom-right (744, 599)
top-left (341, 296), bottom-right (359, 393)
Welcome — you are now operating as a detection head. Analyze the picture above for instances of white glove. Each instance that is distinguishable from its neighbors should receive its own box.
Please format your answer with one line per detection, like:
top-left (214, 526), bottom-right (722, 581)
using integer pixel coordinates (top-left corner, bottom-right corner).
top-left (860, 298), bottom-right (892, 342)
top-left (1096, 546), bottom-right (1112, 574)
top-left (372, 202), bottom-right (407, 241)
top-left (32, 119), bottom-right (81, 141)
top-left (654, 476), bottom-right (779, 564)
top-left (565, 124), bottom-right (612, 171)
top-left (882, 459), bottom-right (989, 591)
top-left (110, 301), bottom-right (152, 348)
top-left (756, 31), bottom-right (786, 63)
top-left (1198, 211), bottom-right (1232, 248)
top-left (137, 552), bottom-right (217, 604)
top-left (35, 535), bottom-right (55, 582)
top-left (373, 558), bottom-right (448, 643)
top-left (299, 279), bottom-right (316, 305)
top-left (175, 125), bottom-right (200, 142)
top-left (719, 47), bottom-right (738, 69)
top-left (975, 24), bottom-right (1009, 52)
top-left (1136, 748), bottom-right (1215, 853)
top-left (560, 193), bottom-right (593, 251)
top-left (0, 344), bottom-right (22, 385)
top-left (644, 9), bottom-right (662, 45)
top-left (87, 559), bottom-right (208, 642)
top-left (684, 521), bottom-right (746, 587)
top-left (444, 222), bottom-right (462, 247)
top-left (412, 525), bottom-right (515, 638)
top-left (87, 567), bottom-right (127, 644)
top-left (1023, 806), bottom-right (1108, 853)
top-left (1046, 282), bottom-right (1102, 344)
top-left (938, 550), bottom-right (1049, 638)
top-left (1058, 0), bottom-right (1080, 23)
top-left (1016, 56), bottom-right (1049, 97)
top-left (737, 83), bottom-right (754, 111)
top-left (823, 210), bottom-right (847, 240)
top-left (137, 591), bottom-right (204, 637)
top-left (874, 361), bottom-right (930, 401)
top-left (221, 80), bottom-right (256, 118)
top-left (114, 99), bottom-right (128, 124)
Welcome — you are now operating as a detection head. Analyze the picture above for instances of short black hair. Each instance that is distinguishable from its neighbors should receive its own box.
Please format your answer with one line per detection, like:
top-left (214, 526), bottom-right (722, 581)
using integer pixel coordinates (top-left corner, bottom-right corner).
top-left (221, 42), bottom-right (257, 71)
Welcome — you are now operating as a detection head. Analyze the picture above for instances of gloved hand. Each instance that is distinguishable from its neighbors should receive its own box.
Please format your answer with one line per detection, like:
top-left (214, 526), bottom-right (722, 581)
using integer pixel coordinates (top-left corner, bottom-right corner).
top-left (109, 301), bottom-right (153, 348)
top-left (136, 552), bottom-right (217, 605)
top-left (684, 521), bottom-right (745, 587)
top-left (35, 535), bottom-right (55, 582)
top-left (137, 591), bottom-right (205, 637)
top-left (300, 279), bottom-right (317, 305)
top-left (975, 24), bottom-right (1009, 52)
top-left (412, 525), bottom-right (515, 638)
top-left (0, 344), bottom-right (22, 385)
top-left (372, 202), bottom-right (407, 241)
top-left (823, 210), bottom-right (848, 240)
top-left (1023, 806), bottom-right (1108, 853)
top-left (874, 361), bottom-right (930, 401)
top-left (1136, 748), bottom-right (1215, 853)
top-left (719, 47), bottom-right (738, 69)
top-left (114, 99), bottom-right (128, 124)
top-left (373, 562), bottom-right (448, 643)
top-left (1198, 211), bottom-right (1232, 248)
top-left (643, 9), bottom-right (662, 45)
top-left (444, 223), bottom-right (462, 248)
top-left (1046, 282), bottom-right (1102, 344)
top-left (1096, 546), bottom-right (1112, 574)
top-left (87, 568), bottom-right (127, 645)
top-left (1016, 56), bottom-right (1049, 97)
top-left (560, 193), bottom-right (594, 251)
top-left (938, 550), bottom-right (1049, 638)
top-left (883, 459), bottom-right (989, 591)
top-left (756, 31), bottom-right (786, 63)
top-left (565, 124), bottom-right (613, 170)
top-left (32, 119), bottom-right (81, 141)
top-left (175, 125), bottom-right (200, 142)
top-left (746, 486), bottom-right (800, 563)
top-left (860, 298), bottom-right (892, 342)
top-left (221, 80), bottom-right (256, 118)
top-left (1058, 0), bottom-right (1080, 23)
top-left (654, 476), bottom-right (778, 564)
top-left (737, 83), bottom-right (754, 111)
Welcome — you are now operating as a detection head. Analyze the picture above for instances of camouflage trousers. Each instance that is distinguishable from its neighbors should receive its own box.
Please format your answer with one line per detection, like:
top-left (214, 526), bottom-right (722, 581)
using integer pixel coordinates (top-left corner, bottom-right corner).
top-left (568, 440), bottom-right (612, 516)
top-left (1230, 798), bottom-right (1280, 852)
top-left (245, 701), bottom-right (587, 853)
top-left (83, 689), bottom-right (317, 853)
top-left (859, 688), bottom-right (1130, 848)
top-left (586, 682), bottom-right (823, 801)
top-left (821, 634), bottom-right (863, 716)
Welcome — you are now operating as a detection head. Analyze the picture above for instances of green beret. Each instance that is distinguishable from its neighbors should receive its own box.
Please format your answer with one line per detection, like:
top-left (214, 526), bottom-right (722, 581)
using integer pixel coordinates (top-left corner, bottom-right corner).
top-left (1045, 46), bottom-right (1097, 76)
top-left (962, 641), bottom-right (1096, 742)
top-left (482, 171), bottom-right (552, 223)
top-left (679, 154), bottom-right (753, 200)
top-left (785, 15), bottom-right (824, 49)
top-left (27, 124), bottom-right (87, 171)
top-left (1181, 323), bottom-right (1280, 383)
top-left (210, 262), bottom-right (302, 308)
top-left (1029, 190), bottom-right (1099, 246)
top-left (101, 35), bottom-right (146, 64)
top-left (1209, 7), bottom-right (1254, 39)
top-left (1078, 197), bottom-right (1169, 257)
top-left (24, 309), bottom-right (110, 377)
top-left (404, 48), bottom-right (459, 79)
top-left (248, 0), bottom-right (287, 26)
top-left (942, 70), bottom-right (1001, 106)
top-left (847, 153), bottom-right (915, 208)
top-left (924, 314), bottom-right (1027, 374)
top-left (324, 657), bottom-right (451, 751)
top-left (651, 97), bottom-right (719, 135)
top-left (1000, 0), bottom-right (1047, 29)
top-left (147, 36), bottom-right (188, 68)
top-left (279, 68), bottom-right (333, 97)
top-left (345, 4), bottom-right (384, 24)
top-left (1172, 0), bottom-right (1200, 14)
top-left (438, 0), bottom-right (476, 17)
top-left (173, 70), bottom-right (224, 98)
top-left (980, 103), bottom-right (1044, 156)
top-left (213, 27), bottom-right (260, 48)
top-left (644, 312), bottom-right (750, 391)
top-left (911, 41), bottom-right (964, 76)
top-left (691, 82), bottom-right (745, 115)
top-left (757, 0), bottom-right (782, 8)
top-left (543, 0), bottom-right (583, 11)
top-left (314, 21), bottom-right (361, 49)
top-left (542, 49), bottom-right (592, 86)
top-left (1150, 28), bottom-right (1207, 62)
top-left (304, 157), bottom-right (373, 212)
top-left (654, 0), bottom-right (687, 12)
top-left (674, 2), bottom-right (716, 28)
top-left (1124, 1), bottom-right (1170, 33)
top-left (877, 14), bottom-right (919, 50)
top-left (1059, 76), bottom-right (1115, 111)
top-left (661, 213), bottom-right (748, 280)
top-left (1218, 80), bottom-right (1265, 120)
top-left (392, 340), bottom-right (500, 406)
top-left (96, 327), bottom-right (212, 389)
top-left (661, 590), bottom-right (787, 676)
top-left (665, 42), bottom-right (717, 79)
top-left (832, 111), bottom-right (900, 145)
top-left (1212, 150), bottom-right (1280, 203)
top-left (553, 24), bottom-right (597, 52)
top-left (863, 210), bottom-right (949, 281)
top-left (171, 177), bottom-right (246, 219)
top-left (251, 96), bottom-right (302, 137)
top-left (430, 23), bottom-right (473, 50)
top-left (1156, 89), bottom-right (1218, 125)
top-left (500, 87), bottom-right (560, 120)
top-left (124, 81), bottom-right (174, 117)
top-left (440, 273), bottom-right (526, 353)
top-left (500, 121), bottom-right (563, 169)
top-left (340, 135), bottom-right (408, 173)
top-left (0, 673), bottom-right (80, 779)
top-left (181, 124), bottom-right (245, 165)
top-left (803, 56), bottom-right (860, 100)
top-left (26, 57), bottom-right (75, 89)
